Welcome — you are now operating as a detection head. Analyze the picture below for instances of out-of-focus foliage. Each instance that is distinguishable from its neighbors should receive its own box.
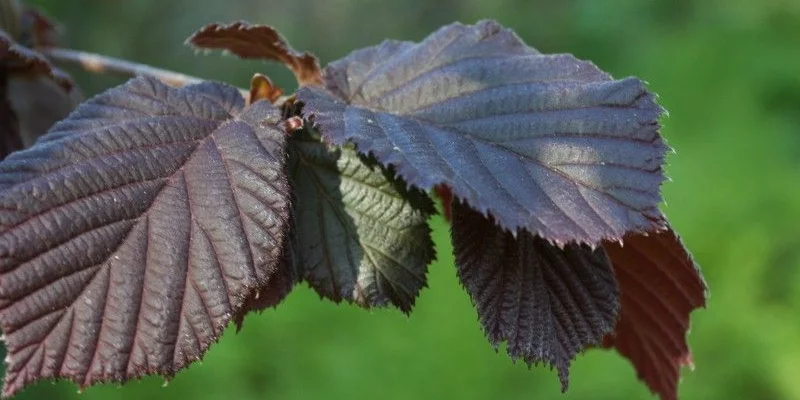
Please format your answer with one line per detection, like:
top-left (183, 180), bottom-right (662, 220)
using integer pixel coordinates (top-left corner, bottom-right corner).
top-left (4, 0), bottom-right (799, 399)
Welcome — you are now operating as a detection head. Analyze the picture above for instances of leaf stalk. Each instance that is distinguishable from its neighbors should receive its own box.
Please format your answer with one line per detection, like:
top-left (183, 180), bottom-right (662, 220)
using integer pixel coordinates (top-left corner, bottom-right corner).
top-left (41, 47), bottom-right (247, 101)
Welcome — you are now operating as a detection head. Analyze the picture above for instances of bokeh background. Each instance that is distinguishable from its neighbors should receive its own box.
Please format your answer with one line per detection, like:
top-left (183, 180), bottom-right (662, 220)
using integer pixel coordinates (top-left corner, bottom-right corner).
top-left (4, 0), bottom-right (800, 399)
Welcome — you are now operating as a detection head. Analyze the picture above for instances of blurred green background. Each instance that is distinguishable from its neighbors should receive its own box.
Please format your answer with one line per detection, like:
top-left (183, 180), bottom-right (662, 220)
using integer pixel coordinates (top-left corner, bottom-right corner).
top-left (4, 0), bottom-right (800, 399)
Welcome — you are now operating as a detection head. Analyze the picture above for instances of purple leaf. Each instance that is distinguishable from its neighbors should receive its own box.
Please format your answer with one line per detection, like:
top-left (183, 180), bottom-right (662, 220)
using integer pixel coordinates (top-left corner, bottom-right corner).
top-left (297, 20), bottom-right (667, 243)
top-left (451, 201), bottom-right (619, 390)
top-left (187, 22), bottom-right (323, 87)
top-left (602, 228), bottom-right (707, 400)
top-left (0, 30), bottom-right (72, 91)
top-left (0, 77), bottom-right (291, 396)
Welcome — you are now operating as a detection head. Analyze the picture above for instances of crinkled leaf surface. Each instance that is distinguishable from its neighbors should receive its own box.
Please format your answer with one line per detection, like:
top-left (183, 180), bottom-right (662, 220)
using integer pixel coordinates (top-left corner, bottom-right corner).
top-left (603, 228), bottom-right (707, 400)
top-left (289, 128), bottom-right (434, 312)
top-left (0, 77), bottom-right (291, 396)
top-left (298, 20), bottom-right (668, 243)
top-left (187, 21), bottom-right (322, 86)
top-left (451, 201), bottom-right (619, 390)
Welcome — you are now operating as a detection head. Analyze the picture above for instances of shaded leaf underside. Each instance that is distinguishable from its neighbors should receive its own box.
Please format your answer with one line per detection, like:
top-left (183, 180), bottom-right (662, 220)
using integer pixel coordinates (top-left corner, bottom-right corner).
top-left (289, 128), bottom-right (434, 312)
top-left (451, 202), bottom-right (619, 390)
top-left (0, 77), bottom-right (291, 396)
top-left (297, 19), bottom-right (668, 244)
top-left (603, 228), bottom-right (707, 400)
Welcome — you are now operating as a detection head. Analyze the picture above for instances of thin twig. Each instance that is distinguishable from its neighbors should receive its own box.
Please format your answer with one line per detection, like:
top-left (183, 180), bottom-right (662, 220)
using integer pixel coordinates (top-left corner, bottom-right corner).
top-left (42, 47), bottom-right (206, 87)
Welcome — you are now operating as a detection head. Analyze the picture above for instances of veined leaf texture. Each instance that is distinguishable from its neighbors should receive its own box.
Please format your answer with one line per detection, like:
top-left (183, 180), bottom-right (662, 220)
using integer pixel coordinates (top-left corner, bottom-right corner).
top-left (0, 16), bottom-right (706, 400)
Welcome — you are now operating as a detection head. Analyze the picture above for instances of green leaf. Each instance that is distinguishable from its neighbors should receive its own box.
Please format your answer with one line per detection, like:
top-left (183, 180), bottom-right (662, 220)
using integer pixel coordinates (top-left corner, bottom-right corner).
top-left (289, 128), bottom-right (435, 313)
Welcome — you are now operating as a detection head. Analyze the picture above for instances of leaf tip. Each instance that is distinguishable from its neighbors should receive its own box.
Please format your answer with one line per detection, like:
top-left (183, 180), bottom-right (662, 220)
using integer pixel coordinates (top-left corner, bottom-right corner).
top-left (557, 365), bottom-right (570, 393)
